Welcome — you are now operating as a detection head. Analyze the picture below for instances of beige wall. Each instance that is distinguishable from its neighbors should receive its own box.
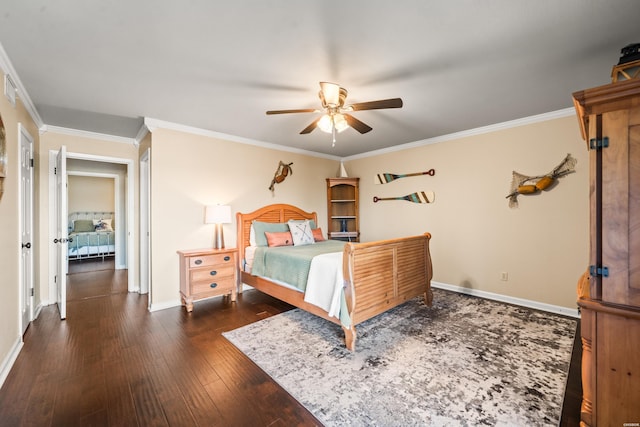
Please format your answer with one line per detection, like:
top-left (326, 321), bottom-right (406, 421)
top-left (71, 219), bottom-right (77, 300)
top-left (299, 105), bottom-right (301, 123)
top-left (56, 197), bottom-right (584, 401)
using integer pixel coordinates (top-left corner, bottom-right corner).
top-left (0, 70), bottom-right (40, 378)
top-left (149, 128), bottom-right (339, 307)
top-left (347, 114), bottom-right (588, 310)
top-left (68, 175), bottom-right (115, 213)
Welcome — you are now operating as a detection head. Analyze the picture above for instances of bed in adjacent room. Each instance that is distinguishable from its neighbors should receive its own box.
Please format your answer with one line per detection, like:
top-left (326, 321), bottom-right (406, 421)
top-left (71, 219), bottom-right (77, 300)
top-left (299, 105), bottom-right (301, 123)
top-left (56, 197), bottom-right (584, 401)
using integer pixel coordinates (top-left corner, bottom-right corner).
top-left (236, 203), bottom-right (433, 351)
top-left (67, 211), bottom-right (115, 261)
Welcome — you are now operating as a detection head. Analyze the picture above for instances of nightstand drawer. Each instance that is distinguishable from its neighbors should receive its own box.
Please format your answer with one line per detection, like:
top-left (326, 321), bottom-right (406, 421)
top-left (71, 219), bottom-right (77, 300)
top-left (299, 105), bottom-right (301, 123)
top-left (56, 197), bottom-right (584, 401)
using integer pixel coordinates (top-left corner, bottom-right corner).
top-left (191, 276), bottom-right (235, 295)
top-left (190, 253), bottom-right (235, 268)
top-left (190, 265), bottom-right (235, 283)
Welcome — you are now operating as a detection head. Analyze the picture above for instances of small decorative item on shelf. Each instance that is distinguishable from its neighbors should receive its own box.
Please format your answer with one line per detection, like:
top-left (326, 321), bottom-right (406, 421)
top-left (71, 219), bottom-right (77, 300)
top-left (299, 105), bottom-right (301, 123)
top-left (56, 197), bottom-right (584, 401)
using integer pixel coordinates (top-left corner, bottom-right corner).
top-left (374, 168), bottom-right (435, 184)
top-left (340, 219), bottom-right (348, 232)
top-left (611, 43), bottom-right (640, 83)
top-left (505, 153), bottom-right (577, 208)
top-left (373, 191), bottom-right (435, 204)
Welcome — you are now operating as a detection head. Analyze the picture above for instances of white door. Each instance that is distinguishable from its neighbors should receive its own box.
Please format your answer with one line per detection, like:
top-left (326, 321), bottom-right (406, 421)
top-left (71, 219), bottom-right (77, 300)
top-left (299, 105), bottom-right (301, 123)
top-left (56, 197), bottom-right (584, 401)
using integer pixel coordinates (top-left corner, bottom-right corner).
top-left (55, 146), bottom-right (68, 319)
top-left (19, 124), bottom-right (34, 334)
top-left (140, 149), bottom-right (150, 299)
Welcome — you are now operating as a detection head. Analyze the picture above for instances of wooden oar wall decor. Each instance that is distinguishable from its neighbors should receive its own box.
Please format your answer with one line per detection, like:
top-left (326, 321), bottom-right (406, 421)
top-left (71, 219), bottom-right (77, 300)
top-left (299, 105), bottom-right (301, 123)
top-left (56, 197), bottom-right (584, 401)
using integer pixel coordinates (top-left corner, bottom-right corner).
top-left (373, 168), bottom-right (436, 205)
top-left (373, 191), bottom-right (435, 204)
top-left (375, 169), bottom-right (435, 184)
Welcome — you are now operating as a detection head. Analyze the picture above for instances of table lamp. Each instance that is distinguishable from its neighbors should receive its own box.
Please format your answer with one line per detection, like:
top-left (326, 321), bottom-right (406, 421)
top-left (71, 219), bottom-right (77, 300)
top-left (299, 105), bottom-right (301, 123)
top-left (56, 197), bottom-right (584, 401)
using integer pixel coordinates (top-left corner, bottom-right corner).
top-left (205, 205), bottom-right (231, 249)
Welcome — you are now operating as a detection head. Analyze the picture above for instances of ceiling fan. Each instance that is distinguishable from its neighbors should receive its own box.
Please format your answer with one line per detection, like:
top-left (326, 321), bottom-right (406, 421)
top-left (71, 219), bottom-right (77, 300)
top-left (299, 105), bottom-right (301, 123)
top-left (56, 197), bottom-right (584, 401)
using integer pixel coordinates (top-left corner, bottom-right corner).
top-left (266, 82), bottom-right (403, 146)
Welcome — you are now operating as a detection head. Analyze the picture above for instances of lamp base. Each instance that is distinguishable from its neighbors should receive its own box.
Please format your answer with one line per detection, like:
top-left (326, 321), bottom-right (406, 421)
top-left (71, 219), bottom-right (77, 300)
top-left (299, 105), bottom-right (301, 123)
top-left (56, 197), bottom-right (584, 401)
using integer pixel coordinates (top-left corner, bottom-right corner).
top-left (214, 224), bottom-right (225, 249)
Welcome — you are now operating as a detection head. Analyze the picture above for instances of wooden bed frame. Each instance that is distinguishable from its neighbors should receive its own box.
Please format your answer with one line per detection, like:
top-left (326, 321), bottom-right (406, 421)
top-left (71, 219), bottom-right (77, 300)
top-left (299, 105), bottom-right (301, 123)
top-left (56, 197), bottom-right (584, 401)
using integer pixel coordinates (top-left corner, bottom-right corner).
top-left (236, 203), bottom-right (433, 351)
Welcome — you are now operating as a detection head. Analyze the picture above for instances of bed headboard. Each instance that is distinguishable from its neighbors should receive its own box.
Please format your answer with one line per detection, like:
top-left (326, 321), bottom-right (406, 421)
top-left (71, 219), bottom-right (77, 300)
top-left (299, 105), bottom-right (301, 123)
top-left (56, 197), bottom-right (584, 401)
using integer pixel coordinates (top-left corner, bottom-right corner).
top-left (236, 203), bottom-right (317, 257)
top-left (68, 211), bottom-right (114, 231)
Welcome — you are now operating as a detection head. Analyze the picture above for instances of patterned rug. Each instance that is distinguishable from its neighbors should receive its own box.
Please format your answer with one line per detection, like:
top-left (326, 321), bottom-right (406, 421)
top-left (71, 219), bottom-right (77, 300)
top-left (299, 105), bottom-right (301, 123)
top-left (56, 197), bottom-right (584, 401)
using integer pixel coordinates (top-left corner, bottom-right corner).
top-left (223, 288), bottom-right (577, 426)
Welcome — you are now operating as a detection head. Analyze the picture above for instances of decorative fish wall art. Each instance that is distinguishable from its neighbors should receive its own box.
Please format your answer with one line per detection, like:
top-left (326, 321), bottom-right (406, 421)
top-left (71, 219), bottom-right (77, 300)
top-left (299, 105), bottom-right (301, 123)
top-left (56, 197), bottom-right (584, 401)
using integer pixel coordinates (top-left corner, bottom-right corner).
top-left (505, 153), bottom-right (577, 208)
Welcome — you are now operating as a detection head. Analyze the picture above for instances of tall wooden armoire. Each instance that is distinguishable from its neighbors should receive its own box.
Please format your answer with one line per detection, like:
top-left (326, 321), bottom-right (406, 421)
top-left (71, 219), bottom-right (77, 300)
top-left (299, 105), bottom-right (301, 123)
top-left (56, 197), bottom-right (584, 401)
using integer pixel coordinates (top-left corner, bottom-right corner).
top-left (573, 78), bottom-right (640, 426)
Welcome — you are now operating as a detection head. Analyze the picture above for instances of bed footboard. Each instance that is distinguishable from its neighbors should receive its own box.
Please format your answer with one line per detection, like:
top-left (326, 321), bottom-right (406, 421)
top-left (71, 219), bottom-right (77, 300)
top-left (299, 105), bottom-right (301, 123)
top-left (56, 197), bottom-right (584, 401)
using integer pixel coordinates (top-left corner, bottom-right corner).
top-left (341, 232), bottom-right (433, 349)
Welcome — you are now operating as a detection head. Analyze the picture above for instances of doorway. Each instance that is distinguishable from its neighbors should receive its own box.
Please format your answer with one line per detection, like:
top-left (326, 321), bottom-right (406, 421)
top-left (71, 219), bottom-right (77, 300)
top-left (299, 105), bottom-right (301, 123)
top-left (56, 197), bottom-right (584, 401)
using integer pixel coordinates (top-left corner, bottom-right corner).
top-left (67, 172), bottom-right (119, 274)
top-left (48, 150), bottom-right (136, 314)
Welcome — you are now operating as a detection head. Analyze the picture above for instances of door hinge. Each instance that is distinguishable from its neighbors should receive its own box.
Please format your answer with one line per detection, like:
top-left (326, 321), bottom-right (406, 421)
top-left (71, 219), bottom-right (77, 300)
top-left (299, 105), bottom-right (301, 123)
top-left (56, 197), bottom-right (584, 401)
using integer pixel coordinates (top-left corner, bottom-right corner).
top-left (30, 158), bottom-right (34, 167)
top-left (54, 166), bottom-right (57, 175)
top-left (30, 288), bottom-right (34, 297)
top-left (589, 137), bottom-right (609, 150)
top-left (590, 265), bottom-right (609, 278)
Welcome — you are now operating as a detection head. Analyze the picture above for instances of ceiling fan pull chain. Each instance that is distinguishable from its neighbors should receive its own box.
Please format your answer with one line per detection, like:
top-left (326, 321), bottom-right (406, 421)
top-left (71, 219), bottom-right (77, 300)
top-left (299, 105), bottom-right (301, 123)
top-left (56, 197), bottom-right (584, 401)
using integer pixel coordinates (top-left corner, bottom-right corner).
top-left (331, 115), bottom-right (337, 146)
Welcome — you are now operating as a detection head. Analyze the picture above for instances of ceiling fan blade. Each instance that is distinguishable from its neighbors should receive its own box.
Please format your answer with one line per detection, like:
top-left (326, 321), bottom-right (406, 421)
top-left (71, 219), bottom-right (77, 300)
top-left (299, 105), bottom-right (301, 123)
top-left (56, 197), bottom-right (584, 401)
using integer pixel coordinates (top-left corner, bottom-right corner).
top-left (300, 117), bottom-right (321, 134)
top-left (344, 114), bottom-right (373, 134)
top-left (266, 108), bottom-right (317, 115)
top-left (349, 98), bottom-right (403, 111)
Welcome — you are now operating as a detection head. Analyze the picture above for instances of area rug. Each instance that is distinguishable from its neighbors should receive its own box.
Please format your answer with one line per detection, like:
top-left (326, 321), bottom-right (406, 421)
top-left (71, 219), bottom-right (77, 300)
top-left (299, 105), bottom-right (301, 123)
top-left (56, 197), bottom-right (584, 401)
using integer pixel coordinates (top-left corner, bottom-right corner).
top-left (223, 289), bottom-right (577, 426)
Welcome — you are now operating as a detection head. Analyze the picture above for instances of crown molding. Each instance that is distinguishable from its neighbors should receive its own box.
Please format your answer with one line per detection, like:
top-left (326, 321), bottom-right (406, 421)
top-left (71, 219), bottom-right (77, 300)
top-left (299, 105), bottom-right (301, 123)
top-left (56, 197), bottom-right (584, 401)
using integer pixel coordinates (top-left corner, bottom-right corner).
top-left (0, 41), bottom-right (44, 129)
top-left (344, 107), bottom-right (576, 161)
top-left (134, 123), bottom-right (149, 146)
top-left (41, 124), bottom-right (137, 145)
top-left (144, 117), bottom-right (341, 161)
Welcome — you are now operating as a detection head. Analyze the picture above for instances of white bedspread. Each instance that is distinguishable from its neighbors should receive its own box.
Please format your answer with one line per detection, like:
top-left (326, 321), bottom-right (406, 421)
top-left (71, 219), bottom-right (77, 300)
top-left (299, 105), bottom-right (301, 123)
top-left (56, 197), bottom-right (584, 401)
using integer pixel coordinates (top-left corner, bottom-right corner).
top-left (304, 251), bottom-right (344, 319)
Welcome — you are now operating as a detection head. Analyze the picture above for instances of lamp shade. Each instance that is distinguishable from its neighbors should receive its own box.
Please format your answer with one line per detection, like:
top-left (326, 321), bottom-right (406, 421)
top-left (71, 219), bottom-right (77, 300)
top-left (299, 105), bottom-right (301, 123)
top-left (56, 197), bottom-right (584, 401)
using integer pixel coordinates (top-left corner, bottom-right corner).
top-left (318, 113), bottom-right (349, 133)
top-left (205, 205), bottom-right (231, 224)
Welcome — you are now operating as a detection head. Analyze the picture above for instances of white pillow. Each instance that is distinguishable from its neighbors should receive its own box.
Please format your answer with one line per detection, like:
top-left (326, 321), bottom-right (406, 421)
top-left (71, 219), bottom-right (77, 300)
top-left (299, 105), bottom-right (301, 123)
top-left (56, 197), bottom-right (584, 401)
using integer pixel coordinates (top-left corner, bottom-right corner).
top-left (249, 223), bottom-right (256, 247)
top-left (93, 218), bottom-right (113, 232)
top-left (288, 219), bottom-right (314, 246)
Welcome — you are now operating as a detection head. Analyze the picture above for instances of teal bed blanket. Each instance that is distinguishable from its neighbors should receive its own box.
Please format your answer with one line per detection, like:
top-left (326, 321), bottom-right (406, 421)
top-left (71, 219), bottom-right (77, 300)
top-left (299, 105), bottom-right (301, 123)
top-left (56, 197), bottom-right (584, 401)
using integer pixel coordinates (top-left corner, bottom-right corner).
top-left (251, 240), bottom-right (345, 291)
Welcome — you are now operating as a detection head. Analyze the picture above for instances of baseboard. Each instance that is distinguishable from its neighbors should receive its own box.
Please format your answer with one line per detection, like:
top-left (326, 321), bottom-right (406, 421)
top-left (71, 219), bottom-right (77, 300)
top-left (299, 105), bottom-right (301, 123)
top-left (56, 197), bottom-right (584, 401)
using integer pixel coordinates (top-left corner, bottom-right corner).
top-left (431, 281), bottom-right (580, 318)
top-left (0, 338), bottom-right (23, 390)
top-left (33, 302), bottom-right (44, 320)
top-left (149, 299), bottom-right (182, 312)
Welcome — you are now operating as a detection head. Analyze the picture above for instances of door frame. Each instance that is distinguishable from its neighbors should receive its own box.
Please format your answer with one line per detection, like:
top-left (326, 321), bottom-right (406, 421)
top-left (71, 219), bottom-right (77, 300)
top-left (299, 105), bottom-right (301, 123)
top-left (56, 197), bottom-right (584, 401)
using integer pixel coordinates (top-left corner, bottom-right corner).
top-left (18, 123), bottom-right (34, 333)
top-left (139, 148), bottom-right (150, 302)
top-left (48, 151), bottom-right (136, 303)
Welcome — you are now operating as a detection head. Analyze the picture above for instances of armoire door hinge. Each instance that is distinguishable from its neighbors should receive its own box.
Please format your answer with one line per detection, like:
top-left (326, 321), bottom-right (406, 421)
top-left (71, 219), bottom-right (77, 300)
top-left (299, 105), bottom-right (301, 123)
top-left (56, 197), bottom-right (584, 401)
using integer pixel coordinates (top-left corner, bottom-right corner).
top-left (589, 265), bottom-right (609, 278)
top-left (589, 137), bottom-right (609, 150)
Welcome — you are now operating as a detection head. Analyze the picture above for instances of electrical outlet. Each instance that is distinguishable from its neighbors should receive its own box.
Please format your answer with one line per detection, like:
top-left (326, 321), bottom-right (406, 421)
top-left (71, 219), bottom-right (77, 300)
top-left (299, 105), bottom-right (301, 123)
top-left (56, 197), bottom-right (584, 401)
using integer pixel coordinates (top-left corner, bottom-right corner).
top-left (500, 272), bottom-right (508, 281)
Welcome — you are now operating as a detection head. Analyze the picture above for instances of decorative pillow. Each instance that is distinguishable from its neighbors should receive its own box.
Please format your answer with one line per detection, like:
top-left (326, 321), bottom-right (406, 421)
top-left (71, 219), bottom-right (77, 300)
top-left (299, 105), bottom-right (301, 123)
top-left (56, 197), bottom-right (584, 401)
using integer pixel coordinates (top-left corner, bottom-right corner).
top-left (93, 218), bottom-right (114, 232)
top-left (288, 218), bottom-right (317, 230)
top-left (265, 231), bottom-right (293, 247)
top-left (252, 220), bottom-right (290, 246)
top-left (73, 219), bottom-right (95, 233)
top-left (312, 228), bottom-right (325, 242)
top-left (288, 219), bottom-right (315, 246)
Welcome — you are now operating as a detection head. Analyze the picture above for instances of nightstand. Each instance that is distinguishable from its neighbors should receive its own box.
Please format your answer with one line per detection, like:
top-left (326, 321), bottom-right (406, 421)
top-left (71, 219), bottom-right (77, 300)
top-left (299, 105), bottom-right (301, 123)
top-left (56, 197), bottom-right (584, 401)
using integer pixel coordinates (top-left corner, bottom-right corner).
top-left (177, 247), bottom-right (237, 312)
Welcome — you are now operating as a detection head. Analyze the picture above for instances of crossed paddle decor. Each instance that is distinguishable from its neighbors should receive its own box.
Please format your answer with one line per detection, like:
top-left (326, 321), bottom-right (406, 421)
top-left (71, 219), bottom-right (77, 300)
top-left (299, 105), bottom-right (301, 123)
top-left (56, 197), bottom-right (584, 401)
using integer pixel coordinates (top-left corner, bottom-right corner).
top-left (373, 169), bottom-right (435, 204)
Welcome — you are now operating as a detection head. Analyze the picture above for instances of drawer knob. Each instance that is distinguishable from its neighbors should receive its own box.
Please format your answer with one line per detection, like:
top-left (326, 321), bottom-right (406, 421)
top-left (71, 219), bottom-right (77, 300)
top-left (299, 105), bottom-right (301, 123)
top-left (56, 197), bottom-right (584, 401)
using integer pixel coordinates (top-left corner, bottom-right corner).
top-left (210, 270), bottom-right (217, 276)
top-left (194, 259), bottom-right (202, 265)
top-left (224, 256), bottom-right (230, 261)
top-left (210, 283), bottom-right (218, 288)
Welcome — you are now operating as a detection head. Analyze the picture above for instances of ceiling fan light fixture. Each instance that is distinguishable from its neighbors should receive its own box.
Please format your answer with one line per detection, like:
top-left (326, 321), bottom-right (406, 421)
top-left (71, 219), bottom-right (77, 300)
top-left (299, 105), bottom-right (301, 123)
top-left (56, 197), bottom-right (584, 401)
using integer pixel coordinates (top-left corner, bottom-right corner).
top-left (319, 82), bottom-right (341, 107)
top-left (318, 113), bottom-right (349, 134)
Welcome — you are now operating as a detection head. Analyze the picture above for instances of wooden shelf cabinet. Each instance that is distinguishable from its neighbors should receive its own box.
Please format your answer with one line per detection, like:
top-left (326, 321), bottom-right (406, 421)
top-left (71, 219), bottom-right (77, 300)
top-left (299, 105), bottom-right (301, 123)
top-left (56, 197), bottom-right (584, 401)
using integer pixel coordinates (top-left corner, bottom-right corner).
top-left (326, 177), bottom-right (359, 242)
top-left (177, 247), bottom-right (237, 312)
top-left (573, 78), bottom-right (640, 427)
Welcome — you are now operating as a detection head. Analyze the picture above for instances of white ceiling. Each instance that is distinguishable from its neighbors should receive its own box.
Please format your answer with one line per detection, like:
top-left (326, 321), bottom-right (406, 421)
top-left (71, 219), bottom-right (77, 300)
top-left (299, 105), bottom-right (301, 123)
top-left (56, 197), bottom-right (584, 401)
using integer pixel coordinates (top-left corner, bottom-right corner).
top-left (1, 1), bottom-right (639, 157)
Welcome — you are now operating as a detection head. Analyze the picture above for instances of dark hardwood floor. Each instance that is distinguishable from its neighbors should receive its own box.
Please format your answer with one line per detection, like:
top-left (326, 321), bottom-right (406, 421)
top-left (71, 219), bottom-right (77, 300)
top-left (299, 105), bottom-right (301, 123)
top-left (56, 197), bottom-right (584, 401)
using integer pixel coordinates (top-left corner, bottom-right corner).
top-left (0, 259), bottom-right (581, 426)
